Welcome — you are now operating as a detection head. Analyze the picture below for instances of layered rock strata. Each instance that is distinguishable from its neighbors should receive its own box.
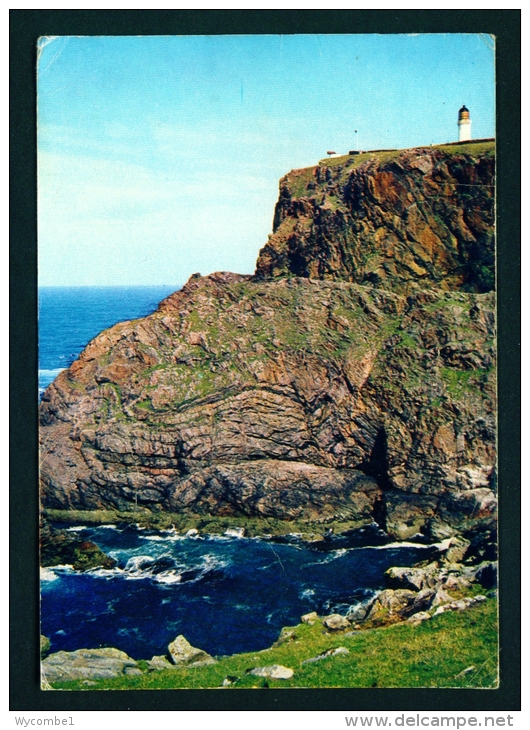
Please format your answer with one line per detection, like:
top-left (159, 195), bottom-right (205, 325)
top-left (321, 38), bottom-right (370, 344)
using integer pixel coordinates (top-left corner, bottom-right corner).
top-left (39, 142), bottom-right (496, 540)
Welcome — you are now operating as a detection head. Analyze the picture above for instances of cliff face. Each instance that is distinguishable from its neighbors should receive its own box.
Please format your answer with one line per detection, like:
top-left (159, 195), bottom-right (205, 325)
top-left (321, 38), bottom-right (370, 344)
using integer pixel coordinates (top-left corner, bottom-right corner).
top-left (255, 142), bottom-right (495, 294)
top-left (39, 142), bottom-right (496, 540)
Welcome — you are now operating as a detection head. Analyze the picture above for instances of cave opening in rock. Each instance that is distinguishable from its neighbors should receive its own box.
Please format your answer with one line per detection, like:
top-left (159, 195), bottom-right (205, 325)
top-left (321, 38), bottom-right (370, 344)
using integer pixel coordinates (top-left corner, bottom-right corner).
top-left (358, 426), bottom-right (392, 530)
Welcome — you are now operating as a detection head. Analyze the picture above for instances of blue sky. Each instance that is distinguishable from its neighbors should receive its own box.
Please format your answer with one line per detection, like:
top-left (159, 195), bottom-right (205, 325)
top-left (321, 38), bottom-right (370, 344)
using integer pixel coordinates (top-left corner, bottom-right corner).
top-left (37, 34), bottom-right (495, 287)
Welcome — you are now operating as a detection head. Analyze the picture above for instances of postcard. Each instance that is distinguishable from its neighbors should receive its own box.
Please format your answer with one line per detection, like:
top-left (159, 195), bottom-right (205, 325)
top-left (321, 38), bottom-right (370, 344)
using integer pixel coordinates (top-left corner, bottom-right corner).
top-left (37, 33), bottom-right (498, 691)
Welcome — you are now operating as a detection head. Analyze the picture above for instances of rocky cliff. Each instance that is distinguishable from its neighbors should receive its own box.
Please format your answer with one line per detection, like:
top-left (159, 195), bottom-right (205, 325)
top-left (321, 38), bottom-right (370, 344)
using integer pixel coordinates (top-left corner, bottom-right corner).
top-left (39, 141), bottom-right (496, 541)
top-left (255, 141), bottom-right (495, 294)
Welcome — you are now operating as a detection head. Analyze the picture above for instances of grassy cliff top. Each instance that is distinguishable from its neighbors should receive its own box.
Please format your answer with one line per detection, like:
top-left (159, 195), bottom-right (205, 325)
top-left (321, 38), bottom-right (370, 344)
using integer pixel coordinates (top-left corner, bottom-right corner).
top-left (317, 139), bottom-right (495, 170)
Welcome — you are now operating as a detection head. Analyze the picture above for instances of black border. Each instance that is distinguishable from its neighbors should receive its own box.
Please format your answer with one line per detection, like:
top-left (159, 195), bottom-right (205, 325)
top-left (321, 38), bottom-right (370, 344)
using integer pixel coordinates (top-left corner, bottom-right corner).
top-left (10, 9), bottom-right (521, 712)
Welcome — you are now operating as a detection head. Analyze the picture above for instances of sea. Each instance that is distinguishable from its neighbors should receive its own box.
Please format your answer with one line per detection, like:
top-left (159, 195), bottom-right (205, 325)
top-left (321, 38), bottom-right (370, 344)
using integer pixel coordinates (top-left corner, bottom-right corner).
top-left (40, 286), bottom-right (432, 661)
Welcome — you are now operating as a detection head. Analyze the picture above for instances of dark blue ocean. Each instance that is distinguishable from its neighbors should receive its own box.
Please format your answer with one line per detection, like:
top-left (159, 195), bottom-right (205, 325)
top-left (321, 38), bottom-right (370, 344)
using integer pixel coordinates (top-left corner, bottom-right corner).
top-left (40, 286), bottom-right (430, 660)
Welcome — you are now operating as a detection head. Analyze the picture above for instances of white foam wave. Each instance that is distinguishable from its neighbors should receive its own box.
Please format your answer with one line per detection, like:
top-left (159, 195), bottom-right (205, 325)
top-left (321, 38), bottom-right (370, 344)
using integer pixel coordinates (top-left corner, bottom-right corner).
top-left (40, 568), bottom-right (59, 582)
top-left (304, 548), bottom-right (348, 566)
top-left (88, 567), bottom-right (124, 579)
top-left (141, 534), bottom-right (184, 542)
top-left (369, 541), bottom-right (433, 550)
top-left (300, 588), bottom-right (315, 599)
top-left (87, 551), bottom-right (228, 586)
top-left (65, 526), bottom-right (86, 532)
top-left (39, 368), bottom-right (65, 377)
top-left (40, 564), bottom-right (75, 581)
top-left (154, 573), bottom-right (183, 584)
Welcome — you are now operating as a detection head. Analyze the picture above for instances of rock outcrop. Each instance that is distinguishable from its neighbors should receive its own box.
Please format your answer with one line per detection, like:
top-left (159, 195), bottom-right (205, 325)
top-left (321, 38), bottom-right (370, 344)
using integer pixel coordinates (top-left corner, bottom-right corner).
top-left (167, 635), bottom-right (216, 667)
top-left (41, 648), bottom-right (141, 684)
top-left (39, 142), bottom-right (496, 541)
top-left (255, 142), bottom-right (495, 294)
top-left (249, 664), bottom-right (294, 680)
top-left (40, 519), bottom-right (116, 571)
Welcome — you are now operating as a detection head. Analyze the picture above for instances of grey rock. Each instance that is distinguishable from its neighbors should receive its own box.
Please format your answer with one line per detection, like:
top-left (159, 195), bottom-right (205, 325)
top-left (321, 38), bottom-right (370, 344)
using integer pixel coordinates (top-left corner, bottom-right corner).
top-left (301, 611), bottom-right (319, 625)
top-left (303, 646), bottom-right (350, 664)
top-left (346, 603), bottom-right (369, 623)
top-left (41, 647), bottom-right (140, 683)
top-left (407, 611), bottom-right (431, 625)
top-left (323, 614), bottom-right (351, 631)
top-left (147, 655), bottom-right (175, 672)
top-left (411, 588), bottom-right (438, 613)
top-left (273, 628), bottom-right (297, 646)
top-left (168, 635), bottom-right (216, 667)
top-left (123, 666), bottom-right (143, 676)
top-left (443, 537), bottom-right (471, 564)
top-left (433, 595), bottom-right (487, 616)
top-left (385, 565), bottom-right (438, 591)
top-left (365, 589), bottom-right (417, 625)
top-left (249, 664), bottom-right (294, 679)
top-left (442, 574), bottom-right (471, 591)
top-left (430, 588), bottom-right (454, 607)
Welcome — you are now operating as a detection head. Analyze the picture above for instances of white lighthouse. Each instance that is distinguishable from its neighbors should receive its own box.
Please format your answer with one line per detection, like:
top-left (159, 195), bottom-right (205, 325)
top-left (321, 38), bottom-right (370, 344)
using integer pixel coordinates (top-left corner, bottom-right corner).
top-left (458, 105), bottom-right (471, 142)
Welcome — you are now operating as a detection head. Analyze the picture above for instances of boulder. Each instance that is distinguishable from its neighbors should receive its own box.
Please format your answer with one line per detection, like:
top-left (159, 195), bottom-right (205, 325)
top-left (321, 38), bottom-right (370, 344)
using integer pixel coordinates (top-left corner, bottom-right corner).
top-left (147, 655), bottom-right (175, 672)
top-left (273, 628), bottom-right (296, 646)
top-left (430, 588), bottom-right (454, 607)
top-left (346, 603), bottom-right (370, 623)
top-left (323, 614), bottom-right (351, 631)
top-left (301, 611), bottom-right (319, 625)
top-left (249, 665), bottom-right (294, 680)
top-left (41, 647), bottom-right (140, 684)
top-left (224, 527), bottom-right (246, 538)
top-left (410, 588), bottom-right (437, 614)
top-left (433, 595), bottom-right (487, 616)
top-left (40, 522), bottom-right (117, 572)
top-left (407, 611), bottom-right (431, 625)
top-left (442, 574), bottom-right (471, 591)
top-left (302, 646), bottom-right (350, 664)
top-left (384, 565), bottom-right (438, 591)
top-left (442, 537), bottom-right (471, 564)
top-left (365, 589), bottom-right (417, 625)
top-left (167, 635), bottom-right (216, 667)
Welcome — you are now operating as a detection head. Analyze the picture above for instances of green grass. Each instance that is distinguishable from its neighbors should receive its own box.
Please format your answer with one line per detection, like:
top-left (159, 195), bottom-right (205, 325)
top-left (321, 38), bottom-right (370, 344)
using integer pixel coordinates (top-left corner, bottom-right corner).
top-left (286, 167), bottom-right (317, 197)
top-left (48, 597), bottom-right (498, 690)
top-left (312, 141), bottom-right (494, 191)
top-left (135, 399), bottom-right (154, 411)
top-left (433, 140), bottom-right (495, 157)
top-left (440, 367), bottom-right (492, 398)
top-left (395, 331), bottom-right (417, 348)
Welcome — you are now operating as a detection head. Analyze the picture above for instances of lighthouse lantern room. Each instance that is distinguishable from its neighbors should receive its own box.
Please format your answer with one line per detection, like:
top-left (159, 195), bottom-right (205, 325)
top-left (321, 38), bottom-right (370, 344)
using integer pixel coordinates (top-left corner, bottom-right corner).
top-left (458, 105), bottom-right (471, 142)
